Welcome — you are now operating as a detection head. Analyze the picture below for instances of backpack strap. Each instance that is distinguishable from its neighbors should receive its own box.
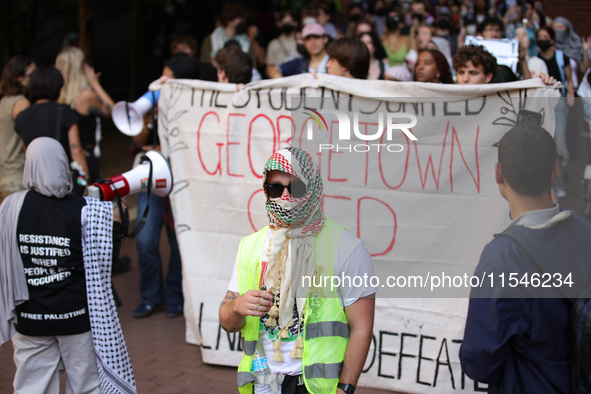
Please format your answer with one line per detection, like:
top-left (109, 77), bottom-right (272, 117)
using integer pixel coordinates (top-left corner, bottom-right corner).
top-left (495, 214), bottom-right (591, 298)
top-left (301, 57), bottom-right (311, 74)
top-left (495, 223), bottom-right (568, 297)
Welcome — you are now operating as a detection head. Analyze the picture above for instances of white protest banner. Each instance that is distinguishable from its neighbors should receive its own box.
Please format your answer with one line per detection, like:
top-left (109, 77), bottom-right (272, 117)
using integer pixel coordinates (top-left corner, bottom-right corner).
top-left (155, 74), bottom-right (559, 393)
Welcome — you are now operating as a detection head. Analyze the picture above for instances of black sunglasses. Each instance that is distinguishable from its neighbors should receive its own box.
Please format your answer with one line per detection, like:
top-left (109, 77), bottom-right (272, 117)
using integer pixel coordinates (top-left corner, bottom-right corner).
top-left (264, 179), bottom-right (307, 199)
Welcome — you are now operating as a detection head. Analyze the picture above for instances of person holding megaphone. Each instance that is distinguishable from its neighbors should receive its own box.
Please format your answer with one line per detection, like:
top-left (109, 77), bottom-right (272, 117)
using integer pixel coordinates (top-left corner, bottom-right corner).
top-left (130, 54), bottom-right (201, 319)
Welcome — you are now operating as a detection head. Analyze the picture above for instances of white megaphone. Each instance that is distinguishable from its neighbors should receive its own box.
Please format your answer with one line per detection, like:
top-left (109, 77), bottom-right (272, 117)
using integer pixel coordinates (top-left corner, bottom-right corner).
top-left (88, 150), bottom-right (173, 201)
top-left (111, 90), bottom-right (160, 136)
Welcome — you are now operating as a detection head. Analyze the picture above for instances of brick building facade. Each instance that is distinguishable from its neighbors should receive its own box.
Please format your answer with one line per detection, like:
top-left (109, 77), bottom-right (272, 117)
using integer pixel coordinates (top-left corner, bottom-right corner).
top-left (542, 0), bottom-right (591, 39)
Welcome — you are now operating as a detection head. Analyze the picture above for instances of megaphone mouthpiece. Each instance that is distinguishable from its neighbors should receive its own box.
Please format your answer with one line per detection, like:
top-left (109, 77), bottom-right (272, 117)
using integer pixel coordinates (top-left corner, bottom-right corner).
top-left (112, 90), bottom-right (160, 136)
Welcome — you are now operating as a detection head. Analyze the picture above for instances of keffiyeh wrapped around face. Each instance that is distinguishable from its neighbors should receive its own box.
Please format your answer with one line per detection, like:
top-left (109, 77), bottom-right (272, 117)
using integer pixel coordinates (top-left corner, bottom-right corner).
top-left (263, 147), bottom-right (324, 236)
top-left (262, 147), bottom-right (324, 351)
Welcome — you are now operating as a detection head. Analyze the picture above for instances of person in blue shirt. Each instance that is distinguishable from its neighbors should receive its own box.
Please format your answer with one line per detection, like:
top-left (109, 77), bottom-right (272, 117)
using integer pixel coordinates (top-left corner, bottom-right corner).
top-left (460, 123), bottom-right (591, 393)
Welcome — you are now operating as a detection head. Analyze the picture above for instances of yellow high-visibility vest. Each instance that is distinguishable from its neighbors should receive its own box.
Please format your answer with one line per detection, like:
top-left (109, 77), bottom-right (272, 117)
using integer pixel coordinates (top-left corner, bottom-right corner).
top-left (236, 219), bottom-right (349, 394)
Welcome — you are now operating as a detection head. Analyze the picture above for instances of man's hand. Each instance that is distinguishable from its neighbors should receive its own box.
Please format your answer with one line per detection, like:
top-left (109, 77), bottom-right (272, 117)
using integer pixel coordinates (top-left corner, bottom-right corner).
top-left (219, 289), bottom-right (273, 333)
top-left (231, 289), bottom-right (273, 317)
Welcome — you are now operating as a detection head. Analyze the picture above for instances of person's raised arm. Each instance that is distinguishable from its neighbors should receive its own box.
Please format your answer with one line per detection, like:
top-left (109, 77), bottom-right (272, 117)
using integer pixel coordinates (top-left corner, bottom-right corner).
top-left (80, 64), bottom-right (114, 117)
top-left (68, 123), bottom-right (90, 179)
top-left (219, 289), bottom-right (273, 333)
top-left (565, 62), bottom-right (575, 106)
top-left (580, 36), bottom-right (590, 74)
top-left (519, 46), bottom-right (532, 80)
top-left (338, 295), bottom-right (375, 392)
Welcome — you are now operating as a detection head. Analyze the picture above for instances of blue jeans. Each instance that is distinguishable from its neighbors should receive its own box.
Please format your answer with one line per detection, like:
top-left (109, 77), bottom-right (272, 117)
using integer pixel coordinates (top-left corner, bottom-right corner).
top-left (136, 192), bottom-right (183, 307)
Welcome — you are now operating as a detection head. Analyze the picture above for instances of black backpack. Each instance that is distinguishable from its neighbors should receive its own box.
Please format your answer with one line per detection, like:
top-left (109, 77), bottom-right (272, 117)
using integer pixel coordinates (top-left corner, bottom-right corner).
top-left (495, 214), bottom-right (591, 394)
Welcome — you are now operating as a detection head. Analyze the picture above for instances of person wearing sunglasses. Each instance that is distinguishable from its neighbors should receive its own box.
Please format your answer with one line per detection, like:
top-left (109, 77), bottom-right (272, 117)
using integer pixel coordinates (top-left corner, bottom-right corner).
top-left (220, 147), bottom-right (376, 394)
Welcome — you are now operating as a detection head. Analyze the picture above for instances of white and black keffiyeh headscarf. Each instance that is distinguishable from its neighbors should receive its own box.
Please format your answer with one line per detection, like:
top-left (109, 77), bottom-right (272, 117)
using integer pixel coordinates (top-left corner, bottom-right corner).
top-left (261, 147), bottom-right (325, 361)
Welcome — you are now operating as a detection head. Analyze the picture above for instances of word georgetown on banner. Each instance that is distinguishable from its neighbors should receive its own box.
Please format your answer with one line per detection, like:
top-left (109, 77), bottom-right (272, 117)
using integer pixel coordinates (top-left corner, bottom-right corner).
top-left (153, 74), bottom-right (559, 393)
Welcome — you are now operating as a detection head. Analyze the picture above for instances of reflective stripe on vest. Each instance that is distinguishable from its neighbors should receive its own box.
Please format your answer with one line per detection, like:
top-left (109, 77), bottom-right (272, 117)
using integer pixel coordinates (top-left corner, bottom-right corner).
top-left (237, 372), bottom-right (255, 386)
top-left (241, 338), bottom-right (257, 356)
top-left (305, 321), bottom-right (350, 340)
top-left (304, 362), bottom-right (343, 379)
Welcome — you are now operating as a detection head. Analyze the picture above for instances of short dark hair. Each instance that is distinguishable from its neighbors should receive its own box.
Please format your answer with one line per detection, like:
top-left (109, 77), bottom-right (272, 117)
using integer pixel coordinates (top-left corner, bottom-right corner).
top-left (0, 55), bottom-right (34, 96)
top-left (414, 49), bottom-right (454, 84)
top-left (219, 4), bottom-right (248, 27)
top-left (199, 62), bottom-right (219, 82)
top-left (302, 4), bottom-right (319, 18)
top-left (498, 123), bottom-right (557, 196)
top-left (26, 65), bottom-right (64, 103)
top-left (327, 37), bottom-right (370, 79)
top-left (477, 16), bottom-right (504, 35)
top-left (166, 54), bottom-right (201, 79)
top-left (317, 3), bottom-right (331, 15)
top-left (215, 45), bottom-right (253, 84)
top-left (453, 44), bottom-right (497, 80)
top-left (278, 10), bottom-right (297, 23)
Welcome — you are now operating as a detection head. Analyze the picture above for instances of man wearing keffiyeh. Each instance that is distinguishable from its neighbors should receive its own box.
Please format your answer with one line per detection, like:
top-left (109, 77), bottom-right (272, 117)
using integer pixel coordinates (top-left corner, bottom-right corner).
top-left (220, 147), bottom-right (376, 394)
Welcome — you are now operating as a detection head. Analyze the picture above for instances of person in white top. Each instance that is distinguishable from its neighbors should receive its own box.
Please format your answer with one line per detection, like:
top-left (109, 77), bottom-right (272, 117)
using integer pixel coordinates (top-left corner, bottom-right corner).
top-left (220, 147), bottom-right (376, 394)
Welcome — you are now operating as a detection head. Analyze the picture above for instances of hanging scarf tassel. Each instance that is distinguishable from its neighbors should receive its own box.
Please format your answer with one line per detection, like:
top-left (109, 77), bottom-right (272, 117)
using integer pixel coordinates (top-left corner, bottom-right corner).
top-left (269, 304), bottom-right (279, 318)
top-left (289, 334), bottom-right (304, 359)
top-left (279, 326), bottom-right (289, 339)
top-left (289, 345), bottom-right (303, 359)
top-left (273, 348), bottom-right (284, 362)
top-left (265, 317), bottom-right (277, 328)
top-left (294, 333), bottom-right (304, 349)
top-left (273, 339), bottom-right (281, 350)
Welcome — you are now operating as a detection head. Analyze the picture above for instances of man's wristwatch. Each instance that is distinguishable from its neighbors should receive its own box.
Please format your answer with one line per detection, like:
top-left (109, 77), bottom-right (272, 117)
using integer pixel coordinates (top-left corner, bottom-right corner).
top-left (337, 383), bottom-right (355, 394)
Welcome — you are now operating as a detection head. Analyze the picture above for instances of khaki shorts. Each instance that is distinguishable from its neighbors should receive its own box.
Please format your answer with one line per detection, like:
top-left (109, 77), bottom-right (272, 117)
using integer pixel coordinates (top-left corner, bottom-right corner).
top-left (12, 331), bottom-right (101, 394)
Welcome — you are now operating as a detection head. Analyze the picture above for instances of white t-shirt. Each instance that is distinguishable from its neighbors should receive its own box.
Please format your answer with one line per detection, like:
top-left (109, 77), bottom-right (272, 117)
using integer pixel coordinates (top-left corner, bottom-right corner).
top-left (227, 228), bottom-right (376, 376)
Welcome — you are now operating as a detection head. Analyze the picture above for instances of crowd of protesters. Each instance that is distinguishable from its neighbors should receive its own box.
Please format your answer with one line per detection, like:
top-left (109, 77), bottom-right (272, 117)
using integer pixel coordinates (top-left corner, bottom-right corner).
top-left (155, 1), bottom-right (591, 204)
top-left (3, 2), bottom-right (591, 200)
